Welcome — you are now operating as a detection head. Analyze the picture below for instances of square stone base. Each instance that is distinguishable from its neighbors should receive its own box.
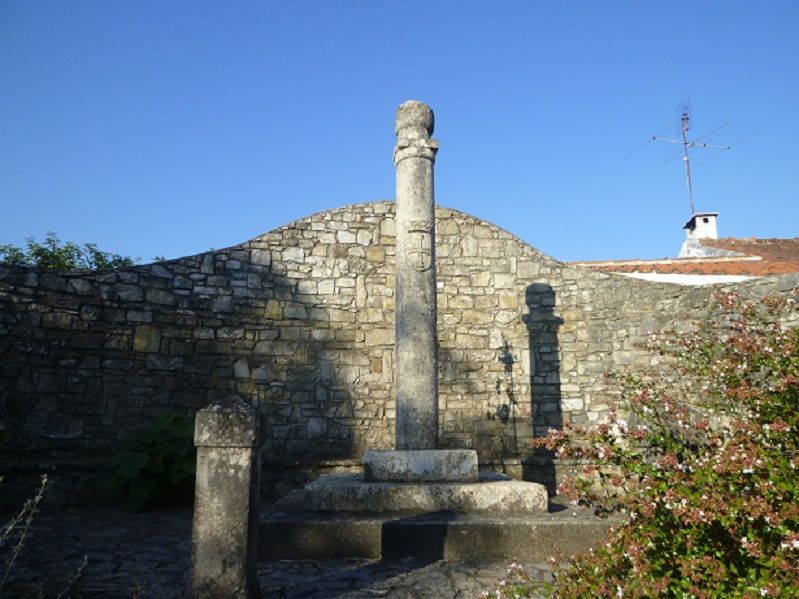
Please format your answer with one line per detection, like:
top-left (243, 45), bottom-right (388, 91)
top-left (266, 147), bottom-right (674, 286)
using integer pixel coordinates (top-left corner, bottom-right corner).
top-left (262, 490), bottom-right (617, 560)
top-left (363, 449), bottom-right (478, 482)
top-left (304, 472), bottom-right (548, 516)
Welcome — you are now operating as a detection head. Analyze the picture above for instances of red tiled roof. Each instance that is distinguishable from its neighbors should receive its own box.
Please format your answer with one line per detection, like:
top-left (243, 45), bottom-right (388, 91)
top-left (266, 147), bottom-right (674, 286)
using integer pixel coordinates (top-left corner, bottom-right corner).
top-left (572, 238), bottom-right (799, 276)
top-left (704, 238), bottom-right (799, 269)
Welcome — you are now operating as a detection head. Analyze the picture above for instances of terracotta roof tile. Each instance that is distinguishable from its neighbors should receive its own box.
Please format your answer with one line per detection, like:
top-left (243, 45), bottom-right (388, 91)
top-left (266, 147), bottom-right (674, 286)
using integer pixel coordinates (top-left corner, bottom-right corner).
top-left (571, 237), bottom-right (799, 276)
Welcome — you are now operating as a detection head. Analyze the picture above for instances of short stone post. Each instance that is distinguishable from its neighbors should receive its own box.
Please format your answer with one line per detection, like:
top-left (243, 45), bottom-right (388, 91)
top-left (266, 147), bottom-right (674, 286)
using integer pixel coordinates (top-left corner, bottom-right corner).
top-left (393, 100), bottom-right (440, 450)
top-left (188, 397), bottom-right (263, 599)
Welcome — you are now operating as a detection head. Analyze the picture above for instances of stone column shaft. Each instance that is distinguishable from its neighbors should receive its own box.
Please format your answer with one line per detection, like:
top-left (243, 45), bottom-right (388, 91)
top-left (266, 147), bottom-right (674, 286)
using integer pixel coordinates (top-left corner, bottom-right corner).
top-left (393, 100), bottom-right (440, 450)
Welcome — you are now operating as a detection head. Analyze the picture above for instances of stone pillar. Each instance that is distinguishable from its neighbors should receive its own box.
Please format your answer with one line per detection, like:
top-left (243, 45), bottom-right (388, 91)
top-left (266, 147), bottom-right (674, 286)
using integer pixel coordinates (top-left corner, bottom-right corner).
top-left (393, 100), bottom-right (440, 450)
top-left (188, 397), bottom-right (263, 599)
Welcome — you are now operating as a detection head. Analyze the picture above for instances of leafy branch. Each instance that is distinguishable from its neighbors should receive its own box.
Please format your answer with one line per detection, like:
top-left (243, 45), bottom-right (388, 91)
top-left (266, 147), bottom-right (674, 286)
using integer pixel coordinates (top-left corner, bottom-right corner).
top-left (0, 232), bottom-right (137, 270)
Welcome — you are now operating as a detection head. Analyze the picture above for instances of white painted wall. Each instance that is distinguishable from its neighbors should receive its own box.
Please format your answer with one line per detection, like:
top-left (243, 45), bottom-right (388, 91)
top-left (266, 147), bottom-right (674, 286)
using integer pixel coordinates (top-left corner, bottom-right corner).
top-left (618, 272), bottom-right (756, 286)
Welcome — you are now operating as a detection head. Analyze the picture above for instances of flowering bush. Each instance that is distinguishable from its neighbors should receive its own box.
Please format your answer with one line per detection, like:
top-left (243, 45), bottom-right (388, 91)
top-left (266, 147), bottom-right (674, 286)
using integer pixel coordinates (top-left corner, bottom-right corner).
top-left (529, 290), bottom-right (799, 598)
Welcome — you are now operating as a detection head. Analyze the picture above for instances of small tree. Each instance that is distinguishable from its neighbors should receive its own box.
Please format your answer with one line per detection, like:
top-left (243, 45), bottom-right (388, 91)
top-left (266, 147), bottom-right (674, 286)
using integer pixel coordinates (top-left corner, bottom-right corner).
top-left (0, 232), bottom-right (136, 270)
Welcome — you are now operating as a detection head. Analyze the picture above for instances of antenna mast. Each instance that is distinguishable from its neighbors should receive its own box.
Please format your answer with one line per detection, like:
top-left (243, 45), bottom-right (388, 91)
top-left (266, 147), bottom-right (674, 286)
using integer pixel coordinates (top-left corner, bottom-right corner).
top-left (678, 103), bottom-right (696, 214)
top-left (651, 99), bottom-right (735, 216)
top-left (626, 98), bottom-right (755, 217)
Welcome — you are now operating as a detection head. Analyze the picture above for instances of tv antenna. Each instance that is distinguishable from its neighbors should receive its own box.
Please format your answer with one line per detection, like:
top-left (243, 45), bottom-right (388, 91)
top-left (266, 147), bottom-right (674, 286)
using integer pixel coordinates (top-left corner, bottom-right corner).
top-left (625, 98), bottom-right (757, 215)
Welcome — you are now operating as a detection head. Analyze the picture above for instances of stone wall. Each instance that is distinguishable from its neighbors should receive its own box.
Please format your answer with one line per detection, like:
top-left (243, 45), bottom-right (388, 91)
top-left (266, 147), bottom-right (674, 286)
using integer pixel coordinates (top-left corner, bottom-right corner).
top-left (1, 201), bottom-right (796, 502)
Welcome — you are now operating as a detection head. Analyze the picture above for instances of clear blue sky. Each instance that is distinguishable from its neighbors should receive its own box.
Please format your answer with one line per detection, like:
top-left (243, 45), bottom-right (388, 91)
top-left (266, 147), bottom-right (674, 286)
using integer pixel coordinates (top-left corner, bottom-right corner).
top-left (1, 2), bottom-right (797, 263)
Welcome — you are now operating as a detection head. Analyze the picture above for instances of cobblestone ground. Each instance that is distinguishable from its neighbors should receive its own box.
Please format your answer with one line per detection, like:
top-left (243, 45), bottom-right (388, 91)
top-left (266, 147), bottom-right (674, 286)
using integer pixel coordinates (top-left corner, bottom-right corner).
top-left (2, 508), bottom-right (553, 598)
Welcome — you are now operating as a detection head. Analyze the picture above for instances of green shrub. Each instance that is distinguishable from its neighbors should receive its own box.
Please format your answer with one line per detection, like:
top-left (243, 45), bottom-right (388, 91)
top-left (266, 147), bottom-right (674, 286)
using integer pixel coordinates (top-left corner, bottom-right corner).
top-left (107, 413), bottom-right (196, 511)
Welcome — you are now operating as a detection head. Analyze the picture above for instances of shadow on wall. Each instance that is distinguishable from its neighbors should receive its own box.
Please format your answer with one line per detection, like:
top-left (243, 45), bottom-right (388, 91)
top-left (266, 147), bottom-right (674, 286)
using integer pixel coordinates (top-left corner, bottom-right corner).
top-left (496, 340), bottom-right (521, 456)
top-left (216, 261), bottom-right (367, 504)
top-left (523, 283), bottom-right (563, 495)
top-left (0, 246), bottom-right (366, 507)
top-left (438, 340), bottom-right (527, 461)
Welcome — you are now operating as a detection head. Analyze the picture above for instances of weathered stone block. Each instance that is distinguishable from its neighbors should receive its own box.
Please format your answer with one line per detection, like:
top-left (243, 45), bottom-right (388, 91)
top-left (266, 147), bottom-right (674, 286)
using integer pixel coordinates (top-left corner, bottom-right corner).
top-left (334, 231), bottom-right (354, 244)
top-left (455, 333), bottom-right (487, 349)
top-left (250, 249), bottom-right (271, 266)
top-left (264, 299), bottom-right (282, 319)
top-left (127, 310), bottom-right (152, 323)
top-left (67, 278), bottom-right (94, 295)
top-left (134, 325), bottom-right (161, 353)
top-left (365, 328), bottom-right (393, 346)
top-left (189, 397), bottom-right (263, 599)
top-left (150, 264), bottom-right (172, 278)
top-left (39, 273), bottom-right (67, 291)
top-left (317, 279), bottom-right (335, 294)
top-left (297, 280), bottom-right (316, 294)
top-left (305, 472), bottom-right (548, 515)
top-left (462, 309), bottom-right (493, 325)
top-left (561, 397), bottom-right (584, 411)
top-left (42, 313), bottom-right (73, 329)
top-left (380, 218), bottom-right (396, 237)
top-left (306, 417), bottom-right (326, 439)
top-left (217, 327), bottom-right (245, 340)
top-left (364, 449), bottom-right (478, 482)
top-left (234, 358), bottom-right (250, 379)
top-left (471, 271), bottom-right (491, 287)
top-left (365, 247), bottom-right (385, 263)
top-left (262, 497), bottom-right (615, 561)
top-left (211, 297), bottom-right (232, 312)
top-left (144, 289), bottom-right (176, 306)
top-left (449, 295), bottom-right (473, 309)
top-left (356, 230), bottom-right (372, 246)
top-left (284, 303), bottom-right (307, 319)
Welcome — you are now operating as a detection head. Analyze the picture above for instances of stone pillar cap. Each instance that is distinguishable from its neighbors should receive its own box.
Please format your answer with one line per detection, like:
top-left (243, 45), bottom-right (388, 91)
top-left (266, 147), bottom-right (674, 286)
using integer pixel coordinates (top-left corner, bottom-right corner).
top-left (194, 396), bottom-right (264, 448)
top-left (395, 100), bottom-right (434, 137)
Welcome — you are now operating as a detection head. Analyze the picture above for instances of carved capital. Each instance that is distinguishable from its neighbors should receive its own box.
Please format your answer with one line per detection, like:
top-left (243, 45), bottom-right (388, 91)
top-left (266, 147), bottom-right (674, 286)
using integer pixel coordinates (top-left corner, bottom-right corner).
top-left (393, 137), bottom-right (439, 165)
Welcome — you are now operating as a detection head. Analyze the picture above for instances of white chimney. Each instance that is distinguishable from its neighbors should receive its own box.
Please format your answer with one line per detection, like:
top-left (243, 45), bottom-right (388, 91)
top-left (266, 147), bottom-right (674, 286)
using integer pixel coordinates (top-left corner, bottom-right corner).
top-left (679, 212), bottom-right (719, 257)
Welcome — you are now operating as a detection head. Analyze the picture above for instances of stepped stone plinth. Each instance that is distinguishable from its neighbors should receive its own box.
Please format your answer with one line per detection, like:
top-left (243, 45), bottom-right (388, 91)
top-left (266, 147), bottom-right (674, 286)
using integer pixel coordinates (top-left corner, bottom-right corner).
top-left (261, 101), bottom-right (555, 561)
top-left (262, 491), bottom-right (616, 561)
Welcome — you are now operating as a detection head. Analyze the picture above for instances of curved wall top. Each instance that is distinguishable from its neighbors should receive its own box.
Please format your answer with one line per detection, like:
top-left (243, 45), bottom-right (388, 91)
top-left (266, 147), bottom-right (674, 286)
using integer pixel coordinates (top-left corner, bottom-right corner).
top-left (1, 200), bottom-right (792, 499)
